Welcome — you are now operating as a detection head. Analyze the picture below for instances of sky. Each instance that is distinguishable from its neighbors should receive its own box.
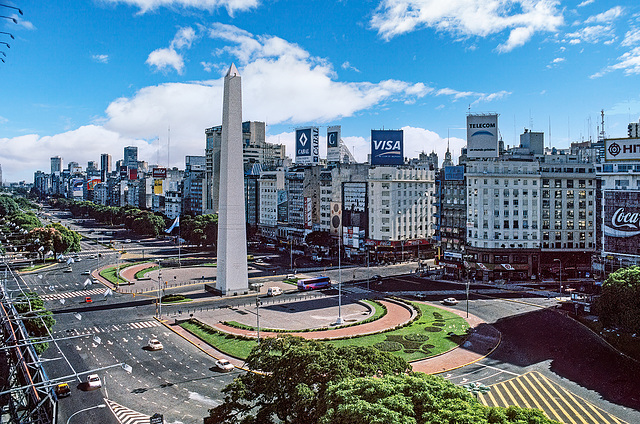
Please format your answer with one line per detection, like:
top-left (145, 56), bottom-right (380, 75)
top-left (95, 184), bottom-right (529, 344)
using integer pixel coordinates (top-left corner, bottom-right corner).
top-left (1, 0), bottom-right (640, 182)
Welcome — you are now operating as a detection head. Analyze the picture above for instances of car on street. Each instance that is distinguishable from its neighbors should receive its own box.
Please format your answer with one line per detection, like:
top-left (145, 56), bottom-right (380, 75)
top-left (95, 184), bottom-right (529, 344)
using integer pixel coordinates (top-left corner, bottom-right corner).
top-left (442, 297), bottom-right (459, 306)
top-left (147, 339), bottom-right (163, 351)
top-left (55, 383), bottom-right (71, 397)
top-left (215, 359), bottom-right (234, 372)
top-left (63, 268), bottom-right (72, 273)
top-left (85, 297), bottom-right (92, 303)
top-left (86, 374), bottom-right (102, 389)
top-left (267, 287), bottom-right (282, 296)
top-left (81, 270), bottom-right (90, 275)
top-left (415, 292), bottom-right (427, 300)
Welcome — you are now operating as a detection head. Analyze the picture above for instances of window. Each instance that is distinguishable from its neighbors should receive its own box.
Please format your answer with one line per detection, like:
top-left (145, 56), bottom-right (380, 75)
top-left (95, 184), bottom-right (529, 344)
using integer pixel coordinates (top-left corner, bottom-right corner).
top-left (555, 179), bottom-right (562, 188)
top-left (567, 220), bottom-right (574, 229)
top-left (542, 179), bottom-right (550, 188)
top-left (555, 190), bottom-right (562, 199)
top-left (566, 190), bottom-right (574, 199)
top-left (567, 180), bottom-right (574, 188)
top-left (543, 190), bottom-right (550, 198)
top-left (504, 220), bottom-right (510, 229)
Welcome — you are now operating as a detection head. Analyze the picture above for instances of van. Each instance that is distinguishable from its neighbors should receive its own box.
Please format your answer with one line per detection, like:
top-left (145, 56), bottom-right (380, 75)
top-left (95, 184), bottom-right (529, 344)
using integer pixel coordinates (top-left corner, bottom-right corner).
top-left (267, 287), bottom-right (282, 297)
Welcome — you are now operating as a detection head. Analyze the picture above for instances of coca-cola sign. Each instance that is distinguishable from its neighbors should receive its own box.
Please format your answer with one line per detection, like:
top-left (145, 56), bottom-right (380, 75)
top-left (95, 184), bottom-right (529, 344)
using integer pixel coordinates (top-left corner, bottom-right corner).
top-left (604, 190), bottom-right (640, 254)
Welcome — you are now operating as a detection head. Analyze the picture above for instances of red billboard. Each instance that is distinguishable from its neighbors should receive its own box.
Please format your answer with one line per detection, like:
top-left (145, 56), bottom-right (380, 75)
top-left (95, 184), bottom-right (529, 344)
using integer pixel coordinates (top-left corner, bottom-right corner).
top-left (604, 190), bottom-right (640, 254)
top-left (129, 168), bottom-right (138, 180)
top-left (152, 167), bottom-right (167, 178)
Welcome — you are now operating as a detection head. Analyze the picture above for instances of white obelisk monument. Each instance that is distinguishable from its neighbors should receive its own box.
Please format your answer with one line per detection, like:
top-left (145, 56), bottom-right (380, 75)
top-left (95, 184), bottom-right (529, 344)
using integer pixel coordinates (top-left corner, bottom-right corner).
top-left (217, 63), bottom-right (248, 294)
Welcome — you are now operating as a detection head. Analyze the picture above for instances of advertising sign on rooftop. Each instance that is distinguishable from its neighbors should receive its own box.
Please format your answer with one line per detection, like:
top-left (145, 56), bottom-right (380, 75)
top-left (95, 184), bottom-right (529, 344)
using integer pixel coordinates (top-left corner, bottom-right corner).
top-left (327, 126), bottom-right (341, 162)
top-left (371, 129), bottom-right (403, 165)
top-left (604, 190), bottom-right (640, 254)
top-left (295, 127), bottom-right (319, 165)
top-left (152, 167), bottom-right (167, 178)
top-left (604, 138), bottom-right (640, 162)
top-left (467, 114), bottom-right (499, 158)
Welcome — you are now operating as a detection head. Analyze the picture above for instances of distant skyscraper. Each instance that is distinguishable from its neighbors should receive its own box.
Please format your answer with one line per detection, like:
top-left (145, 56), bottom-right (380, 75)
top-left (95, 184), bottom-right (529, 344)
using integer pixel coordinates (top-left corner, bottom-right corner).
top-left (124, 146), bottom-right (138, 170)
top-left (51, 156), bottom-right (63, 174)
top-left (0, 163), bottom-right (3, 187)
top-left (216, 64), bottom-right (248, 295)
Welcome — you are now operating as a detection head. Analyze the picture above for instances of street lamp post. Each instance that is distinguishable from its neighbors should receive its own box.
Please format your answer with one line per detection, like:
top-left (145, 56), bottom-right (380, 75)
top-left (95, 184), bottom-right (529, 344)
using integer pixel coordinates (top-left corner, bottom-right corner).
top-left (66, 404), bottom-right (107, 424)
top-left (0, 31), bottom-right (13, 39)
top-left (0, 4), bottom-right (23, 15)
top-left (251, 283), bottom-right (263, 342)
top-left (554, 258), bottom-right (562, 295)
top-left (156, 260), bottom-right (162, 319)
top-left (336, 231), bottom-right (343, 325)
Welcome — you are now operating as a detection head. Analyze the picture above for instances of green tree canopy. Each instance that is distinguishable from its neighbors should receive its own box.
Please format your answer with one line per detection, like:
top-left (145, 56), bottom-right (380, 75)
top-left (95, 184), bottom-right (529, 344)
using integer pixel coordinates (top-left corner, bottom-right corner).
top-left (305, 231), bottom-right (333, 248)
top-left (206, 336), bottom-right (410, 424)
top-left (595, 266), bottom-right (640, 332)
top-left (14, 292), bottom-right (55, 354)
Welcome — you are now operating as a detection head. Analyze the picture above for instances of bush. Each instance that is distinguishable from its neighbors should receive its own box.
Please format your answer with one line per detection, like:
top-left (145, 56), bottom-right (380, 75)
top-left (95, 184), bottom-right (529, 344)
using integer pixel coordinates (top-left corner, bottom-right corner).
top-left (373, 341), bottom-right (403, 352)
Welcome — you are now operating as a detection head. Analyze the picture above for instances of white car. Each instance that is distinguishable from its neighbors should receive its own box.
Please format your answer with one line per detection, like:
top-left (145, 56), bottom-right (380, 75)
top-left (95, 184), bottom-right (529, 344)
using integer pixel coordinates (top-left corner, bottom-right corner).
top-left (215, 359), bottom-right (234, 372)
top-left (147, 339), bottom-right (163, 351)
top-left (81, 270), bottom-right (91, 275)
top-left (86, 374), bottom-right (102, 389)
top-left (442, 297), bottom-right (459, 306)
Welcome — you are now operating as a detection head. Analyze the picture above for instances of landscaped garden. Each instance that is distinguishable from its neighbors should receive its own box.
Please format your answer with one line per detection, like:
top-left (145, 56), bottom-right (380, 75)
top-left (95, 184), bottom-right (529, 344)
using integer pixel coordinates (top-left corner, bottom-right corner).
top-left (180, 300), bottom-right (469, 363)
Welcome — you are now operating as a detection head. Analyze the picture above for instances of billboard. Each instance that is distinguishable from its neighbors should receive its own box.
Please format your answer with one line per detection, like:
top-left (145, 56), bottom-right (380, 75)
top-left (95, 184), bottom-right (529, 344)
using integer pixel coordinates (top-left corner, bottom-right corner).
top-left (277, 190), bottom-right (288, 222)
top-left (371, 130), bottom-right (403, 165)
top-left (72, 178), bottom-right (84, 198)
top-left (154, 179), bottom-right (163, 195)
top-left (342, 182), bottom-right (368, 239)
top-left (304, 197), bottom-right (313, 229)
top-left (295, 127), bottom-right (319, 165)
top-left (604, 138), bottom-right (640, 162)
top-left (86, 177), bottom-right (101, 191)
top-left (152, 167), bottom-right (167, 178)
top-left (330, 202), bottom-right (342, 236)
top-left (128, 168), bottom-right (138, 180)
top-left (444, 166), bottom-right (464, 181)
top-left (467, 114), bottom-right (499, 158)
top-left (604, 190), bottom-right (640, 254)
top-left (327, 126), bottom-right (341, 162)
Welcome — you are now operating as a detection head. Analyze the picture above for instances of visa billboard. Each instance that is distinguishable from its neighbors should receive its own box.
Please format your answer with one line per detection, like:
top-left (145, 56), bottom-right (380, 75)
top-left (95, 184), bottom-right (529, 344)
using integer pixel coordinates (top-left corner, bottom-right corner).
top-left (371, 130), bottom-right (403, 165)
top-left (295, 127), bottom-right (319, 165)
top-left (467, 114), bottom-right (499, 158)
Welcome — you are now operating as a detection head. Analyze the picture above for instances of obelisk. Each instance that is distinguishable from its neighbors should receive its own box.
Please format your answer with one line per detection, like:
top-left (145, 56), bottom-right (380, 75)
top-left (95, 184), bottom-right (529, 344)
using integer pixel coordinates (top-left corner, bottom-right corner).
top-left (217, 64), bottom-right (248, 294)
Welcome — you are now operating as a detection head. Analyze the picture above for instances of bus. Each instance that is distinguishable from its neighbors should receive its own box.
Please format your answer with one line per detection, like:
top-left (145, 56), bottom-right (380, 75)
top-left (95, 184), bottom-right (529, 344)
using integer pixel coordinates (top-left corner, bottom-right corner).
top-left (297, 276), bottom-right (332, 291)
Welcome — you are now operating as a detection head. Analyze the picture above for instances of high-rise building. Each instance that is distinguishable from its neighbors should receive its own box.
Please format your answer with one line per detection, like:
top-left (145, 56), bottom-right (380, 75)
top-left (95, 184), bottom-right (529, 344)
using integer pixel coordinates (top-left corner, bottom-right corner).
top-left (100, 153), bottom-right (112, 181)
top-left (124, 146), bottom-right (138, 170)
top-left (51, 156), bottom-right (63, 174)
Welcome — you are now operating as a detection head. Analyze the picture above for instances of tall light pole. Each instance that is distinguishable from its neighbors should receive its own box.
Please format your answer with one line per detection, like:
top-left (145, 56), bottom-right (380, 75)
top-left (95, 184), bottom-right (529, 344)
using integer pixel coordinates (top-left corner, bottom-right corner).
top-left (66, 404), bottom-right (107, 424)
top-left (336, 228), bottom-right (343, 325)
top-left (156, 259), bottom-right (162, 319)
top-left (554, 258), bottom-right (562, 295)
top-left (251, 283), bottom-right (263, 342)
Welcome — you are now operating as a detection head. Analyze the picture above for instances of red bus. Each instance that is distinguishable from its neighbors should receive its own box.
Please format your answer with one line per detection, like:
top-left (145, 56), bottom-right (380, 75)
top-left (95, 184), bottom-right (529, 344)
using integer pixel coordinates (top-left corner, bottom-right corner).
top-left (297, 276), bottom-right (332, 291)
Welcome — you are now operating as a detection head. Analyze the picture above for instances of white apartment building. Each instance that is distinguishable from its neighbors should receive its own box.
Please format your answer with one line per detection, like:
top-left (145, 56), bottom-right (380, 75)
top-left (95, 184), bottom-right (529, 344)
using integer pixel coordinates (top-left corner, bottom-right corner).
top-left (367, 166), bottom-right (436, 242)
top-left (258, 169), bottom-right (285, 239)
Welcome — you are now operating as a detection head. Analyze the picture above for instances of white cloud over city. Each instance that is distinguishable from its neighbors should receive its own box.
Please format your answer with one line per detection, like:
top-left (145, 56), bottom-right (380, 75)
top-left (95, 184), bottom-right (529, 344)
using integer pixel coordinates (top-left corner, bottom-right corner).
top-left (102, 0), bottom-right (259, 15)
top-left (369, 0), bottom-right (564, 52)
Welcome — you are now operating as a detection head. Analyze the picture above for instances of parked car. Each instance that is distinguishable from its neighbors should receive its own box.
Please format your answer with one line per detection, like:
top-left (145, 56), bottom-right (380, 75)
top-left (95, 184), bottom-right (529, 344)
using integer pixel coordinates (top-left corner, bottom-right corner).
top-left (147, 339), bottom-right (163, 351)
top-left (55, 383), bottom-right (71, 397)
top-left (442, 297), bottom-right (459, 306)
top-left (85, 297), bottom-right (92, 303)
top-left (86, 374), bottom-right (102, 389)
top-left (215, 359), bottom-right (234, 372)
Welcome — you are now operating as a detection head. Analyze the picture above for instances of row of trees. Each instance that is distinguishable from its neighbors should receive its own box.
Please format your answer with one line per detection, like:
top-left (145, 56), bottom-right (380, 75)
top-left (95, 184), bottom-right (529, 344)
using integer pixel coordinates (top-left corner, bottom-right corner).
top-left (13, 292), bottom-right (55, 354)
top-left (206, 337), bottom-right (560, 424)
top-left (594, 266), bottom-right (640, 333)
top-left (0, 195), bottom-right (81, 256)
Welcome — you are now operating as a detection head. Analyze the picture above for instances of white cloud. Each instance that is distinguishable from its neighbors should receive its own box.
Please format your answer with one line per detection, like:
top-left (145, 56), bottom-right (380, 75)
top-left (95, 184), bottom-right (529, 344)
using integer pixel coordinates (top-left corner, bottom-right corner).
top-left (92, 54), bottom-right (109, 64)
top-left (370, 0), bottom-right (564, 52)
top-left (102, 0), bottom-right (259, 16)
top-left (146, 47), bottom-right (185, 74)
top-left (591, 46), bottom-right (640, 78)
top-left (546, 56), bottom-right (565, 68)
top-left (565, 24), bottom-right (615, 44)
top-left (622, 28), bottom-right (640, 47)
top-left (584, 6), bottom-right (623, 24)
top-left (435, 87), bottom-right (510, 104)
top-left (577, 0), bottom-right (594, 7)
top-left (341, 61), bottom-right (361, 73)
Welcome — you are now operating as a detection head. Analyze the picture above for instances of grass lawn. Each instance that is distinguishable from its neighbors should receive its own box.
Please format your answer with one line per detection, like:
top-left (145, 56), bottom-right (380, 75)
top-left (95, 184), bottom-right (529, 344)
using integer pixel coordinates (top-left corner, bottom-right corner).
top-left (18, 260), bottom-right (57, 272)
top-left (181, 320), bottom-right (256, 359)
top-left (182, 301), bottom-right (468, 362)
top-left (99, 261), bottom-right (150, 284)
top-left (134, 265), bottom-right (159, 279)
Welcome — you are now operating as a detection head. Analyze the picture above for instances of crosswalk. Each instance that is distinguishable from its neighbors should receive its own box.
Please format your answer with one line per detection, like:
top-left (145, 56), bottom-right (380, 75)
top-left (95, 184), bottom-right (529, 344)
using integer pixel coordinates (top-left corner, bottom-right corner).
top-left (60, 320), bottom-right (161, 336)
top-left (41, 287), bottom-right (107, 301)
top-left (105, 398), bottom-right (150, 424)
top-left (478, 371), bottom-right (627, 424)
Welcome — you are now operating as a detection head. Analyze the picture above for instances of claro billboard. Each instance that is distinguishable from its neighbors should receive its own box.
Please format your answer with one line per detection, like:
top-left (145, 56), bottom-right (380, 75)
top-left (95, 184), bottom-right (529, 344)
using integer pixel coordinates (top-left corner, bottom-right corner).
top-left (371, 129), bottom-right (403, 165)
top-left (604, 190), bottom-right (640, 254)
top-left (467, 114), bottom-right (499, 158)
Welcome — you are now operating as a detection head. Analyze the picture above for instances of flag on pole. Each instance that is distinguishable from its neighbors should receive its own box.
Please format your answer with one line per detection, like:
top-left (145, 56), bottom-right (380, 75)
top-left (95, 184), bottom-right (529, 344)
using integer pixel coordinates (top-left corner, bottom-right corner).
top-left (165, 215), bottom-right (180, 233)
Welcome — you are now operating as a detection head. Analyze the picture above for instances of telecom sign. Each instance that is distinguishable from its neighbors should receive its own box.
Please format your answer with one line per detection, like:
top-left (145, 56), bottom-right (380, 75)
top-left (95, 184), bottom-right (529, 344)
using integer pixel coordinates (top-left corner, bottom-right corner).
top-left (327, 126), bottom-right (341, 162)
top-left (295, 127), bottom-right (319, 165)
top-left (371, 129), bottom-right (403, 165)
top-left (604, 190), bottom-right (640, 254)
top-left (604, 138), bottom-right (640, 162)
top-left (467, 114), bottom-right (499, 158)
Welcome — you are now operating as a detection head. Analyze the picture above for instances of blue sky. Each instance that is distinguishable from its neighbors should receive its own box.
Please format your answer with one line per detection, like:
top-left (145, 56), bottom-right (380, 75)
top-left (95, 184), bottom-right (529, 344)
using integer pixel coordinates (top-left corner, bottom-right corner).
top-left (1, 0), bottom-right (640, 182)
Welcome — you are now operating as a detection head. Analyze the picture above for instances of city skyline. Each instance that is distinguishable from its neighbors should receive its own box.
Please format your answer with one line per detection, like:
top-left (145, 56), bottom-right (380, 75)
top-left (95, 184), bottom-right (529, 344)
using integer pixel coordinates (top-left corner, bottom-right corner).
top-left (1, 0), bottom-right (640, 182)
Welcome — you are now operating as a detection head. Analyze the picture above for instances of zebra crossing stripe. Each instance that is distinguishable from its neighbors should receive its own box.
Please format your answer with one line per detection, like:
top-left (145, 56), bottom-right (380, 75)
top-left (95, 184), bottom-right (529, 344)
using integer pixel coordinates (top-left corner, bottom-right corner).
top-left (105, 398), bottom-right (150, 424)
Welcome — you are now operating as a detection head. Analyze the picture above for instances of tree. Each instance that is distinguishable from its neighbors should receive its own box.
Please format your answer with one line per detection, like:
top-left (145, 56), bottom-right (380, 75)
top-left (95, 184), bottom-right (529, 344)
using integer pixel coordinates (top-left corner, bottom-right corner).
top-left (48, 222), bottom-right (81, 254)
top-left (14, 292), bottom-right (56, 354)
top-left (206, 336), bottom-right (410, 424)
top-left (305, 230), bottom-right (333, 248)
top-left (594, 266), bottom-right (640, 332)
top-left (321, 374), bottom-right (560, 424)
